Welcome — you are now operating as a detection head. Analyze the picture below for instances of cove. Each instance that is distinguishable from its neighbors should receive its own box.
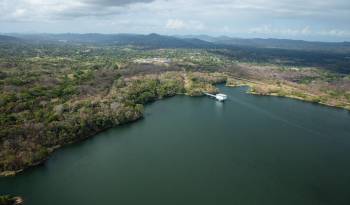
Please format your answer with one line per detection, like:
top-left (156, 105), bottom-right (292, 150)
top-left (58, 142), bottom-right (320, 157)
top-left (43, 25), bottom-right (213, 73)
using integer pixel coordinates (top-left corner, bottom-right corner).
top-left (1, 85), bottom-right (350, 205)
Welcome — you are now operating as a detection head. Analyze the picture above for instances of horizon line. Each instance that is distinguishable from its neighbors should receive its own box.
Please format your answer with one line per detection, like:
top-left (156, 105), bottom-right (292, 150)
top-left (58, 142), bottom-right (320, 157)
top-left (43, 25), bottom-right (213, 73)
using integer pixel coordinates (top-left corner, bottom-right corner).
top-left (1, 32), bottom-right (349, 43)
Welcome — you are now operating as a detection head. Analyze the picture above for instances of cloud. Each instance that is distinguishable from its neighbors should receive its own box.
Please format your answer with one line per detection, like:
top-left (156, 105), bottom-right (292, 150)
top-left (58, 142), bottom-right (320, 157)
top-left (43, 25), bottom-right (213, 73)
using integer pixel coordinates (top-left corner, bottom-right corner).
top-left (0, 0), bottom-right (155, 21)
top-left (248, 25), bottom-right (350, 38)
top-left (249, 25), bottom-right (312, 36)
top-left (10, 8), bottom-right (27, 19)
top-left (2, 0), bottom-right (350, 22)
top-left (0, 0), bottom-right (349, 41)
top-left (82, 0), bottom-right (155, 7)
top-left (166, 19), bottom-right (186, 30)
top-left (166, 19), bottom-right (205, 31)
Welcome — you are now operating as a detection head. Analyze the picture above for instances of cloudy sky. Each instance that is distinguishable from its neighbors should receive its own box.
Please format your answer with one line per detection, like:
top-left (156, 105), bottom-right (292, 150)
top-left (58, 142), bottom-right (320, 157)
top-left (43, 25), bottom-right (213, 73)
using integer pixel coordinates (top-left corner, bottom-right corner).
top-left (1, 0), bottom-right (350, 41)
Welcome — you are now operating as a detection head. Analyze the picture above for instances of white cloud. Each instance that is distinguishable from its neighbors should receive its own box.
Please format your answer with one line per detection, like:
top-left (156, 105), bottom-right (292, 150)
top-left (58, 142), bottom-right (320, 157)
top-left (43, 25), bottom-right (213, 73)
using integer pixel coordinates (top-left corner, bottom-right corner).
top-left (165, 19), bottom-right (205, 31)
top-left (166, 19), bottom-right (186, 30)
top-left (3, 0), bottom-right (348, 22)
top-left (0, 0), bottom-right (349, 41)
top-left (0, 0), bottom-right (153, 21)
top-left (249, 25), bottom-right (313, 36)
top-left (248, 25), bottom-right (350, 39)
top-left (12, 8), bottom-right (26, 18)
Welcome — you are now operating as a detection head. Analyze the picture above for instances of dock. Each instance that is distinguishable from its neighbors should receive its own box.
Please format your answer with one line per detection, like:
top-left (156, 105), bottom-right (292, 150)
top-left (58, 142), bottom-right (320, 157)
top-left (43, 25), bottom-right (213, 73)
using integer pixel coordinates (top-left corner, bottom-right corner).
top-left (204, 93), bottom-right (228, 101)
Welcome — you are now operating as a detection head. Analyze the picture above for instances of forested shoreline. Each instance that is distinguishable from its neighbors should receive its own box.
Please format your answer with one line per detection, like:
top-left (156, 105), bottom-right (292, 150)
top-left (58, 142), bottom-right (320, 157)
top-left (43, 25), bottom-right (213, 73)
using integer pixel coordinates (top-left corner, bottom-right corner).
top-left (1, 38), bottom-right (349, 175)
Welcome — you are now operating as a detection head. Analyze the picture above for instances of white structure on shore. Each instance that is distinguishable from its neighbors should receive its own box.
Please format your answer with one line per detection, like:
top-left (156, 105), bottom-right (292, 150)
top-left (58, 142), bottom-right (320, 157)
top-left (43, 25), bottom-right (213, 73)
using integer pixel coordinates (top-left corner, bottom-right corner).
top-left (204, 93), bottom-right (228, 101)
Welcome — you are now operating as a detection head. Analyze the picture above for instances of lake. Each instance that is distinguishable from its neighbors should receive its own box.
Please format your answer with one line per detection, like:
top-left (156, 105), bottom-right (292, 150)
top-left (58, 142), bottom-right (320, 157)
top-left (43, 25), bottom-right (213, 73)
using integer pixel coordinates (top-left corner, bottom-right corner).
top-left (1, 85), bottom-right (350, 205)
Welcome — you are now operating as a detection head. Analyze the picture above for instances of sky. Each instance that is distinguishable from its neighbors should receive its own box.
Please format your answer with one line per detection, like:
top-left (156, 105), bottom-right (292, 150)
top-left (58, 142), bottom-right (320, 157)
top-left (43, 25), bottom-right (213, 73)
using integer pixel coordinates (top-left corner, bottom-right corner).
top-left (1, 0), bottom-right (350, 41)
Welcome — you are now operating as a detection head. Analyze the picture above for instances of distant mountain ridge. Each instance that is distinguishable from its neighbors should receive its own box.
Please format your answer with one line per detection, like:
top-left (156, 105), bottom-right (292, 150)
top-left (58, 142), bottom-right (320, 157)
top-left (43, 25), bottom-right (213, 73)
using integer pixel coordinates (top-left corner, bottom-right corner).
top-left (3, 33), bottom-right (350, 53)
top-left (8, 33), bottom-right (214, 49)
top-left (1, 33), bottom-right (349, 74)
top-left (0, 35), bottom-right (20, 42)
top-left (177, 35), bottom-right (350, 53)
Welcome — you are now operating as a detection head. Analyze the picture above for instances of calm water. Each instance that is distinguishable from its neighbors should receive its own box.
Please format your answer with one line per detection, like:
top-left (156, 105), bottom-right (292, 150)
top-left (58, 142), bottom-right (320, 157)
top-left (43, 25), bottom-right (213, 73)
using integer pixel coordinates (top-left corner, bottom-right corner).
top-left (1, 85), bottom-right (350, 205)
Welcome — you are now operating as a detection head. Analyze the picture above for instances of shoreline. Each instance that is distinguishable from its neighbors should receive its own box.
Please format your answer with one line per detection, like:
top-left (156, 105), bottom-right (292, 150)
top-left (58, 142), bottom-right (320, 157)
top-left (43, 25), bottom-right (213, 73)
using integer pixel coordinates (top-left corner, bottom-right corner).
top-left (2, 82), bottom-right (349, 177)
top-left (0, 116), bottom-right (143, 177)
top-left (248, 91), bottom-right (350, 111)
top-left (0, 89), bottom-right (209, 177)
top-left (226, 80), bottom-right (350, 111)
top-left (1, 71), bottom-right (222, 177)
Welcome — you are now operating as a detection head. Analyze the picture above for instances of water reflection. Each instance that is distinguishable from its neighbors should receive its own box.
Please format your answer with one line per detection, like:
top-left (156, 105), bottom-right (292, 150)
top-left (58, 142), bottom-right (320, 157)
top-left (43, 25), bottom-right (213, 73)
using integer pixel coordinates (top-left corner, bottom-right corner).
top-left (214, 100), bottom-right (225, 116)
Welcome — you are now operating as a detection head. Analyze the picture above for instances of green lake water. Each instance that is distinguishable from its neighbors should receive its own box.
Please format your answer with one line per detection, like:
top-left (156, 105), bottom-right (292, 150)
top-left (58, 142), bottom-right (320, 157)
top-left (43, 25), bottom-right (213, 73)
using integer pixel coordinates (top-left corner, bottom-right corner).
top-left (1, 85), bottom-right (350, 205)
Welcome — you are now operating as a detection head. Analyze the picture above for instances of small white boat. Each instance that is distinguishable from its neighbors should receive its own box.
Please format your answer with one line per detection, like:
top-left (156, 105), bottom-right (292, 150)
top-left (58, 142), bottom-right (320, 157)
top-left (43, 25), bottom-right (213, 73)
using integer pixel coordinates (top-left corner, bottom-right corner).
top-left (215, 94), bottom-right (227, 101)
top-left (204, 93), bottom-right (228, 101)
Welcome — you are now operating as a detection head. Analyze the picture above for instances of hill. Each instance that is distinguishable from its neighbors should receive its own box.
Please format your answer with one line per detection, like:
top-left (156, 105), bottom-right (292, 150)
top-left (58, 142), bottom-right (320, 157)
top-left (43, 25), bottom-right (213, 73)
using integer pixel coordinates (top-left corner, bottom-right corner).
top-left (0, 35), bottom-right (20, 42)
top-left (9, 33), bottom-right (214, 48)
top-left (179, 35), bottom-right (350, 53)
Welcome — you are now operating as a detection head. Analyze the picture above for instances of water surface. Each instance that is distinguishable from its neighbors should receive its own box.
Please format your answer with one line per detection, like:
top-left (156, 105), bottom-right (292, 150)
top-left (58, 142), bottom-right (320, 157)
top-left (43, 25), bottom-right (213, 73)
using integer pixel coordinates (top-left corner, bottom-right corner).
top-left (1, 86), bottom-right (350, 205)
